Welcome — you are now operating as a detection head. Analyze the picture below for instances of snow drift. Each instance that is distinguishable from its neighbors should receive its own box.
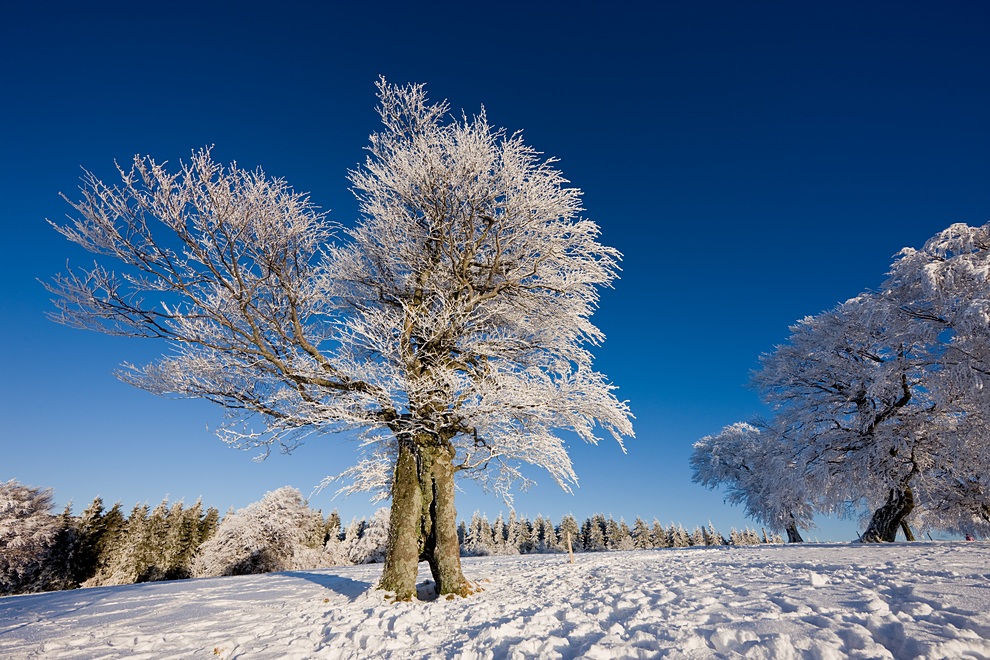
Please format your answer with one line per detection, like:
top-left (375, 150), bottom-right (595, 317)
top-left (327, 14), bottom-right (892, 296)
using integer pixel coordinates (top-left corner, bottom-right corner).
top-left (1, 542), bottom-right (988, 659)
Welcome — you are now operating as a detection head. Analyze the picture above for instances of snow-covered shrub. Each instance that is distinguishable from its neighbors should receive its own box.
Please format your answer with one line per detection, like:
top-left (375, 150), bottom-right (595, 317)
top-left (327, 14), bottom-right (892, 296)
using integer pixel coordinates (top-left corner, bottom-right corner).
top-left (192, 487), bottom-right (326, 577)
top-left (344, 508), bottom-right (389, 564)
top-left (0, 480), bottom-right (59, 594)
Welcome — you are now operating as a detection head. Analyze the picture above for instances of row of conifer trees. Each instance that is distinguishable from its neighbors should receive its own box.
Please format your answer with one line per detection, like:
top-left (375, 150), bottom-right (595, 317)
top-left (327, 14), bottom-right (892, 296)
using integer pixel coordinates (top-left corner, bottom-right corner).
top-left (458, 511), bottom-right (780, 556)
top-left (1, 480), bottom-right (779, 596)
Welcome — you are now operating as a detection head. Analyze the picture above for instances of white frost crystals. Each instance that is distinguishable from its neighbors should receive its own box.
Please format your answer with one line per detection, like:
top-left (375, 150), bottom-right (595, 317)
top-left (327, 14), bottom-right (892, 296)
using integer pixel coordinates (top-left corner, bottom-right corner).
top-left (328, 78), bottom-right (633, 499)
top-left (0, 480), bottom-right (59, 595)
top-left (46, 78), bottom-right (633, 523)
top-left (693, 220), bottom-right (990, 541)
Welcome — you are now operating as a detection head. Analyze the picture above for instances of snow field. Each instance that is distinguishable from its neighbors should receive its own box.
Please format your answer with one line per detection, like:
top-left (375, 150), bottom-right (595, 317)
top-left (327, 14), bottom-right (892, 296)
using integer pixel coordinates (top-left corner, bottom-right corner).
top-left (1, 542), bottom-right (988, 659)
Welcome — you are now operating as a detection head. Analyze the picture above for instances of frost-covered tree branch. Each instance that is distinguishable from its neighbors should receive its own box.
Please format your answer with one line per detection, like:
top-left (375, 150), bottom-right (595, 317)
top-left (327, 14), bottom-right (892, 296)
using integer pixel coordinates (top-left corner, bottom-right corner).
top-left (695, 221), bottom-right (990, 541)
top-left (47, 148), bottom-right (399, 454)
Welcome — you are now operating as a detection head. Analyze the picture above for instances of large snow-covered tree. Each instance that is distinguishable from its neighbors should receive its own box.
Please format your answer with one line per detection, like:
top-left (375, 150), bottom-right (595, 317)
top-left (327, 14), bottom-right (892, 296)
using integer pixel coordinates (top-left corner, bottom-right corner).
top-left (879, 222), bottom-right (990, 538)
top-left (48, 79), bottom-right (633, 599)
top-left (691, 421), bottom-right (812, 542)
top-left (754, 294), bottom-right (934, 541)
top-left (694, 221), bottom-right (990, 542)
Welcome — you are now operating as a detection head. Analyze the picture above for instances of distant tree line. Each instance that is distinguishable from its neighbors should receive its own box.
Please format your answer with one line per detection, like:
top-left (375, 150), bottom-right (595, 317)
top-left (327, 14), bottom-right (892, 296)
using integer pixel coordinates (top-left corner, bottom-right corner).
top-left (458, 511), bottom-right (779, 556)
top-left (2, 479), bottom-right (779, 596)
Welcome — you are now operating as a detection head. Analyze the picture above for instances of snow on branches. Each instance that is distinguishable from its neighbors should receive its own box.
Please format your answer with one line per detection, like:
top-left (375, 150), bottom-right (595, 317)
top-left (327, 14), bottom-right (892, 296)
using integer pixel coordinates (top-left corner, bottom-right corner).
top-left (693, 221), bottom-right (990, 541)
top-left (0, 480), bottom-right (59, 594)
top-left (49, 79), bottom-right (633, 598)
top-left (330, 78), bottom-right (633, 497)
top-left (47, 79), bottom-right (633, 501)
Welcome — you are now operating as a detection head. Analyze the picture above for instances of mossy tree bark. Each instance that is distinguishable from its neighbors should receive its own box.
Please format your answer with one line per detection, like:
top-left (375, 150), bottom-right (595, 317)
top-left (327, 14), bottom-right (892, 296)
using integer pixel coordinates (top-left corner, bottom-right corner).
top-left (378, 435), bottom-right (423, 601)
top-left (378, 432), bottom-right (472, 601)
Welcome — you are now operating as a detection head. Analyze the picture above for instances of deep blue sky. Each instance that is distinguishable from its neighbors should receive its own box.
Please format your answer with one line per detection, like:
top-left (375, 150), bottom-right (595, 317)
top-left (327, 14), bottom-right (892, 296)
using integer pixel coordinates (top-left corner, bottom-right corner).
top-left (2, 1), bottom-right (988, 540)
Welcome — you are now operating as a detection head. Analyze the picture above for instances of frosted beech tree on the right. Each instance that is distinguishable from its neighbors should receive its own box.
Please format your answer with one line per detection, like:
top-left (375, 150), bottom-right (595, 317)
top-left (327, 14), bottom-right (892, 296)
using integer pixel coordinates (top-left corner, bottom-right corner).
top-left (880, 222), bottom-right (990, 537)
top-left (754, 294), bottom-right (936, 541)
top-left (695, 221), bottom-right (990, 541)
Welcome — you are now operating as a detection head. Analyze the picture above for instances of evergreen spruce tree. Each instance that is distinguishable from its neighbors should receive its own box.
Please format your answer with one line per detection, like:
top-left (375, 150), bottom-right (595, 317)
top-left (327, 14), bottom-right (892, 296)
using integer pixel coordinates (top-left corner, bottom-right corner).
top-left (579, 518), bottom-right (592, 551)
top-left (126, 503), bottom-right (155, 583)
top-left (36, 504), bottom-right (82, 592)
top-left (668, 524), bottom-right (690, 548)
top-left (321, 510), bottom-right (347, 566)
top-left (306, 509), bottom-right (328, 549)
top-left (160, 501), bottom-right (187, 579)
top-left (465, 512), bottom-right (493, 556)
top-left (557, 515), bottom-right (580, 554)
top-left (593, 514), bottom-right (608, 551)
top-left (98, 503), bottom-right (151, 585)
top-left (326, 511), bottom-right (342, 541)
top-left (651, 520), bottom-right (667, 548)
top-left (73, 497), bottom-right (102, 583)
top-left (516, 516), bottom-right (534, 554)
top-left (704, 521), bottom-right (725, 546)
top-left (198, 506), bottom-right (221, 543)
top-left (604, 517), bottom-right (621, 550)
top-left (346, 508), bottom-right (390, 565)
top-left (502, 511), bottom-right (523, 555)
top-left (491, 514), bottom-right (507, 554)
top-left (533, 515), bottom-right (558, 553)
top-left (85, 502), bottom-right (126, 586)
top-left (73, 497), bottom-right (109, 584)
top-left (632, 517), bottom-right (652, 549)
top-left (690, 527), bottom-right (706, 547)
top-left (583, 515), bottom-right (607, 552)
top-left (616, 520), bottom-right (635, 551)
top-left (530, 515), bottom-right (545, 552)
top-left (544, 517), bottom-right (561, 552)
top-left (343, 518), bottom-right (368, 564)
top-left (136, 499), bottom-right (171, 582)
top-left (165, 501), bottom-right (207, 580)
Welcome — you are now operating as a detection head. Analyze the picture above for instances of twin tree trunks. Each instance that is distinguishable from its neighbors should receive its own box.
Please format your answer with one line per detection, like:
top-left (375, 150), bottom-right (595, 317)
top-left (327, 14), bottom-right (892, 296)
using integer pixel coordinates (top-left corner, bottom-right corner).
top-left (379, 433), bottom-right (474, 601)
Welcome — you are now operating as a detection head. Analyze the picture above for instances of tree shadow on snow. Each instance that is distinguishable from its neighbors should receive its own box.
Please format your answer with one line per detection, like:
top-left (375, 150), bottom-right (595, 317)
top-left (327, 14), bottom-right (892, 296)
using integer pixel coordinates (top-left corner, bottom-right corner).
top-left (279, 571), bottom-right (372, 600)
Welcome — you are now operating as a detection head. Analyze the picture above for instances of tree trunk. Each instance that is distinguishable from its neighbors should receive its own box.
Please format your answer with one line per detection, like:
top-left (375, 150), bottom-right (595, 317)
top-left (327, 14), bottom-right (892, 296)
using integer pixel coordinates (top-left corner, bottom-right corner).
top-left (379, 433), bottom-right (473, 601)
top-left (417, 442), bottom-right (473, 597)
top-left (900, 519), bottom-right (915, 542)
top-left (861, 484), bottom-right (915, 543)
top-left (378, 436), bottom-right (422, 601)
top-left (785, 520), bottom-right (804, 543)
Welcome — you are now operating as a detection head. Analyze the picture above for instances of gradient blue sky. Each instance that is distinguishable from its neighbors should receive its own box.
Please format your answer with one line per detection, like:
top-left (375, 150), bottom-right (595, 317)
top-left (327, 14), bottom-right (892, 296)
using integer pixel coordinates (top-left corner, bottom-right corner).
top-left (3, 1), bottom-right (989, 540)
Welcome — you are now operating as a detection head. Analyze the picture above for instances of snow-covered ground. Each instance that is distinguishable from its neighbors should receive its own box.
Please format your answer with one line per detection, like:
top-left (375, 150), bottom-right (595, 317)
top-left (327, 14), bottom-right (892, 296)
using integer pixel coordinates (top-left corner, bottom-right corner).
top-left (1, 542), bottom-right (988, 659)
